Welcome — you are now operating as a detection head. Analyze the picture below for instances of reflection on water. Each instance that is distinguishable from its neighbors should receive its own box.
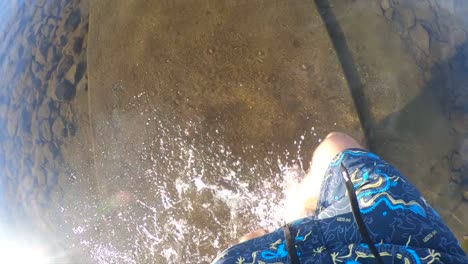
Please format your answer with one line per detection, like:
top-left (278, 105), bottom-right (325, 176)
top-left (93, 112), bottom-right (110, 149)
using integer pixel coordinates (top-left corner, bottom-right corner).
top-left (0, 0), bottom-right (466, 263)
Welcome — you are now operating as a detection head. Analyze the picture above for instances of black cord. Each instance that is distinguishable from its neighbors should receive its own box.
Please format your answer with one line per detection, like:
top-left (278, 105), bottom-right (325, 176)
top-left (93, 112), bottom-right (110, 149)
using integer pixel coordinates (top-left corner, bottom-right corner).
top-left (283, 224), bottom-right (301, 264)
top-left (341, 164), bottom-right (384, 264)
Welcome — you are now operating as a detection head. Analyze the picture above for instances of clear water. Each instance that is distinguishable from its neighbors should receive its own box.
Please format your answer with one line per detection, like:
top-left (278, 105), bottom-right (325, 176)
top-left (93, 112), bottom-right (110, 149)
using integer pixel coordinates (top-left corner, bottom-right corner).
top-left (0, 0), bottom-right (467, 263)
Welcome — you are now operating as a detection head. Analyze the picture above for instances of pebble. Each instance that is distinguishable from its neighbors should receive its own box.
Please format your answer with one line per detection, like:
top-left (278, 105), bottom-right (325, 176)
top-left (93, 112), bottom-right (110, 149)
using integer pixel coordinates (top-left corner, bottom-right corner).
top-left (75, 62), bottom-right (86, 83)
top-left (64, 10), bottom-right (81, 32)
top-left (73, 37), bottom-right (83, 54)
top-left (410, 23), bottom-right (429, 55)
top-left (65, 64), bottom-right (77, 84)
top-left (47, 46), bottom-right (58, 64)
top-left (55, 80), bottom-right (76, 101)
top-left (38, 99), bottom-right (51, 119)
top-left (52, 117), bottom-right (66, 138)
top-left (35, 47), bottom-right (47, 65)
top-left (39, 119), bottom-right (51, 141)
top-left (57, 55), bottom-right (74, 78)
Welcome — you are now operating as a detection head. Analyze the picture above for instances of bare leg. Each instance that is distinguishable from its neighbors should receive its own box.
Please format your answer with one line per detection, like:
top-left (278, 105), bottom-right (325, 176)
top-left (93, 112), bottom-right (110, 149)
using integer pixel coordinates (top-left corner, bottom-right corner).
top-left (238, 132), bottom-right (363, 242)
top-left (285, 132), bottom-right (363, 222)
top-left (238, 228), bottom-right (268, 243)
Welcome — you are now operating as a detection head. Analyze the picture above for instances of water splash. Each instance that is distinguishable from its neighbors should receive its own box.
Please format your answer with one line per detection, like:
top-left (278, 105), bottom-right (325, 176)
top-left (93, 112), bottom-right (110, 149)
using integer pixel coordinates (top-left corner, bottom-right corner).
top-left (69, 97), bottom-right (321, 263)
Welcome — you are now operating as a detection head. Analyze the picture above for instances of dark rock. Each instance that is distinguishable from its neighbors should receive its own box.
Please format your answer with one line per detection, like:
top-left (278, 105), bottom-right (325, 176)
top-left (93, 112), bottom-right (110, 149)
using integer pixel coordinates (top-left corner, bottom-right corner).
top-left (75, 62), bottom-right (86, 83)
top-left (39, 38), bottom-right (50, 59)
top-left (64, 10), bottom-right (81, 32)
top-left (55, 80), bottom-right (76, 101)
top-left (27, 32), bottom-right (35, 45)
top-left (73, 37), bottom-right (83, 54)
top-left (49, 142), bottom-right (62, 160)
top-left (56, 55), bottom-right (74, 78)
top-left (20, 108), bottom-right (32, 134)
top-left (67, 122), bottom-right (77, 137)
top-left (59, 35), bottom-right (67, 46)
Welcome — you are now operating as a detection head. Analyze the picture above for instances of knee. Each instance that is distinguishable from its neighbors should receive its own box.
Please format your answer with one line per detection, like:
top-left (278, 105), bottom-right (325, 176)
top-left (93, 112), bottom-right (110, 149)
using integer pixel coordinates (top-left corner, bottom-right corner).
top-left (325, 131), bottom-right (350, 140)
top-left (312, 132), bottom-right (362, 163)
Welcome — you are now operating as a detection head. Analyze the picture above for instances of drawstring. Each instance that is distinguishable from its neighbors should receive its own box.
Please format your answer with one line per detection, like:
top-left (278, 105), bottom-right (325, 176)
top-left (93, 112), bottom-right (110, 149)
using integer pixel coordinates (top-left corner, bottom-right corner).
top-left (341, 163), bottom-right (384, 264)
top-left (283, 224), bottom-right (300, 264)
top-left (282, 163), bottom-right (384, 264)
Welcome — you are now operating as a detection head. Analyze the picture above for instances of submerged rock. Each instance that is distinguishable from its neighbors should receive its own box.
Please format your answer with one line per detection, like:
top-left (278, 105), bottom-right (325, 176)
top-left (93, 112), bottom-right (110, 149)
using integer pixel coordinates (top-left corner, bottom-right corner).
top-left (64, 10), bottom-right (81, 32)
top-left (75, 62), bottom-right (86, 83)
top-left (52, 117), bottom-right (66, 138)
top-left (55, 80), bottom-right (76, 101)
top-left (410, 23), bottom-right (430, 55)
top-left (393, 6), bottom-right (415, 31)
top-left (73, 37), bottom-right (83, 54)
top-left (57, 55), bottom-right (74, 79)
top-left (39, 119), bottom-right (51, 142)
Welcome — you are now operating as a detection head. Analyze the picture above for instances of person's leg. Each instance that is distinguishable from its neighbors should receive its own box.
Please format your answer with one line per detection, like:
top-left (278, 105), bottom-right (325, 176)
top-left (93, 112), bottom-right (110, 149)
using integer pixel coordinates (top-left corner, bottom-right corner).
top-left (285, 132), bottom-right (363, 222)
top-left (239, 132), bottom-right (363, 241)
top-left (238, 228), bottom-right (268, 243)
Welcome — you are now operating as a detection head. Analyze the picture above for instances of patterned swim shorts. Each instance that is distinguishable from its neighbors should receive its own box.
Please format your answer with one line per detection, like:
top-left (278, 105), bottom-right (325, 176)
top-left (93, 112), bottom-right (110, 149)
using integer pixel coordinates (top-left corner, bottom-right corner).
top-left (212, 149), bottom-right (468, 263)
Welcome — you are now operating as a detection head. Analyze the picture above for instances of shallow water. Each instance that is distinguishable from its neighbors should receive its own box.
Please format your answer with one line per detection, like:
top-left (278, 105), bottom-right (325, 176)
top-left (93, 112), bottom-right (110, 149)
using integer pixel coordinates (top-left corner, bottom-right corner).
top-left (0, 0), bottom-right (466, 263)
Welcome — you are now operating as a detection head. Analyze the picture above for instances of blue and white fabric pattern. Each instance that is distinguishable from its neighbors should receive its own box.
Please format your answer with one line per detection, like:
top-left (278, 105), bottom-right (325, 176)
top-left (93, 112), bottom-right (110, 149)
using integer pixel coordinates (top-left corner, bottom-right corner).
top-left (212, 149), bottom-right (468, 263)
